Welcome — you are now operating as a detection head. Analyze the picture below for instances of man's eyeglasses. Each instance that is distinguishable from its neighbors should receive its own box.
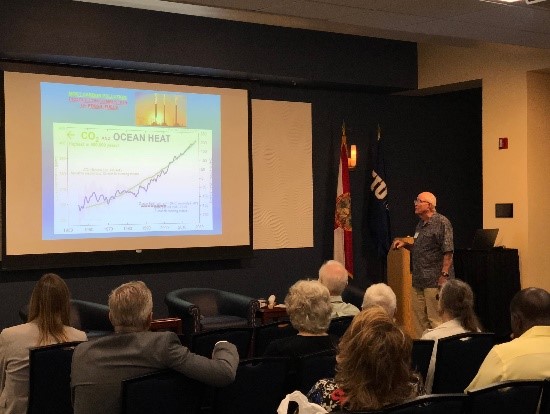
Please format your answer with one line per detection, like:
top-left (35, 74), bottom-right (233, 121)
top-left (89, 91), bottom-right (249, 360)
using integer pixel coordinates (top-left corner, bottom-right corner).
top-left (414, 199), bottom-right (431, 205)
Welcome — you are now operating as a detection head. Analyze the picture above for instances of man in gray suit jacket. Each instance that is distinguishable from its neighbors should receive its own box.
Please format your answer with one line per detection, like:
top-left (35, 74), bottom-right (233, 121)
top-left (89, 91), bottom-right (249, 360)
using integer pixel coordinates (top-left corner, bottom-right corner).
top-left (71, 281), bottom-right (238, 414)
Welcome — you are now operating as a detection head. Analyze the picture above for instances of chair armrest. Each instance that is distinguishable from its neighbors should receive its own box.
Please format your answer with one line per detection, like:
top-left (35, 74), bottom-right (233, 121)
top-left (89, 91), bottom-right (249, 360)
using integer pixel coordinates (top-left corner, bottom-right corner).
top-left (164, 292), bottom-right (201, 335)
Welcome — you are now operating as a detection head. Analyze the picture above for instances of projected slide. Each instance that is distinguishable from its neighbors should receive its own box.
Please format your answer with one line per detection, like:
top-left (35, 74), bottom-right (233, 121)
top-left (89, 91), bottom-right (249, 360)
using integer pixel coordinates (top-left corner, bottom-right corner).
top-left (3, 69), bottom-right (249, 266)
top-left (52, 124), bottom-right (213, 236)
top-left (41, 82), bottom-right (222, 240)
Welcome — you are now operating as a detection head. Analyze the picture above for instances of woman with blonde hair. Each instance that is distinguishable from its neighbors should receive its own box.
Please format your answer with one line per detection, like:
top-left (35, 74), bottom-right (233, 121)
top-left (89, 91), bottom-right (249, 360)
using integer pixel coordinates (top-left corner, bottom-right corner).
top-left (308, 306), bottom-right (422, 411)
top-left (0, 273), bottom-right (87, 414)
top-left (264, 279), bottom-right (338, 357)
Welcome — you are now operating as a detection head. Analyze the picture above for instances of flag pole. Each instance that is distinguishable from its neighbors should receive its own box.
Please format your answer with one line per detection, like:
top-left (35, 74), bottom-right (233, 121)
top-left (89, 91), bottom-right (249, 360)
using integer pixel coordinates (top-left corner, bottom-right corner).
top-left (334, 121), bottom-right (354, 278)
top-left (366, 122), bottom-right (391, 276)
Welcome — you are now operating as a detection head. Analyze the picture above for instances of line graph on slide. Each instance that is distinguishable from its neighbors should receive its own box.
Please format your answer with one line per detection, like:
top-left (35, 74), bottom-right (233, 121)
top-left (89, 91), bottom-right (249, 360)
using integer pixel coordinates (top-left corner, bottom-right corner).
top-left (77, 142), bottom-right (195, 211)
top-left (52, 123), bottom-right (213, 236)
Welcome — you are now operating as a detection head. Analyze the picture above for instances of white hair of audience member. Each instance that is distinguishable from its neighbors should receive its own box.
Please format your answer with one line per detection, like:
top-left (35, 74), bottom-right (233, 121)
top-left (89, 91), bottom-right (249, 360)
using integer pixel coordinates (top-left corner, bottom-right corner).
top-left (318, 260), bottom-right (349, 296)
top-left (285, 280), bottom-right (332, 334)
top-left (362, 283), bottom-right (397, 317)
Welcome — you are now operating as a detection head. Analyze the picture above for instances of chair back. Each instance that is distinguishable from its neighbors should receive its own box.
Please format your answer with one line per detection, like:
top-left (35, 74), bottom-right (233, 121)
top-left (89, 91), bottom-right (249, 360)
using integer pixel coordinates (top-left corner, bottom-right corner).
top-left (253, 321), bottom-right (298, 357)
top-left (28, 341), bottom-right (84, 414)
top-left (182, 289), bottom-right (221, 316)
top-left (328, 316), bottom-right (354, 339)
top-left (334, 394), bottom-right (468, 414)
top-left (294, 349), bottom-right (337, 394)
top-left (431, 332), bottom-right (495, 393)
top-left (386, 393), bottom-right (468, 414)
top-left (121, 370), bottom-right (202, 414)
top-left (467, 380), bottom-right (544, 414)
top-left (71, 299), bottom-right (113, 335)
top-left (541, 378), bottom-right (550, 414)
top-left (342, 285), bottom-right (365, 309)
top-left (411, 339), bottom-right (435, 382)
top-left (190, 327), bottom-right (253, 359)
top-left (213, 357), bottom-right (291, 414)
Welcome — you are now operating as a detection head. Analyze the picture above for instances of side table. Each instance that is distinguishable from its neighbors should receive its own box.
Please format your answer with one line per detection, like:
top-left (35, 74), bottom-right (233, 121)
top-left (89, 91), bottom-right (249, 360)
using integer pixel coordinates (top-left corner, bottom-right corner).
top-left (256, 306), bottom-right (288, 325)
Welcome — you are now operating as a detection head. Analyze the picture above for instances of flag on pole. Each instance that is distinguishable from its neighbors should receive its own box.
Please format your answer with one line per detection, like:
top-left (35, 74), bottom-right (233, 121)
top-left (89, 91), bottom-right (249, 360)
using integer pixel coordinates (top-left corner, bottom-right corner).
top-left (367, 125), bottom-right (391, 257)
top-left (334, 123), bottom-right (353, 277)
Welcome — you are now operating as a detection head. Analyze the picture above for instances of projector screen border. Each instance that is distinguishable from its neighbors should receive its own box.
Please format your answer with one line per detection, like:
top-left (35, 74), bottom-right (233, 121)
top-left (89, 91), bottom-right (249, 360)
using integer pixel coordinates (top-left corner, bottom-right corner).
top-left (1, 60), bottom-right (253, 270)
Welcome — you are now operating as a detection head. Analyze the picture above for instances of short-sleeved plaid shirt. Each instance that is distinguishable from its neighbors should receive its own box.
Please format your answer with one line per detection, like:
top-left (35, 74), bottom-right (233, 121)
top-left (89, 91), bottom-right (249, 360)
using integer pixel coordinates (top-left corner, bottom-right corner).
top-left (411, 212), bottom-right (454, 289)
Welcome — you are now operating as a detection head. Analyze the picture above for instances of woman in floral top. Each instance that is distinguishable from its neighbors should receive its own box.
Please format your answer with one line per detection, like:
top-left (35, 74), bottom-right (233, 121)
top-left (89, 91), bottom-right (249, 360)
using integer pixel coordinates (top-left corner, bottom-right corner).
top-left (307, 306), bottom-right (423, 412)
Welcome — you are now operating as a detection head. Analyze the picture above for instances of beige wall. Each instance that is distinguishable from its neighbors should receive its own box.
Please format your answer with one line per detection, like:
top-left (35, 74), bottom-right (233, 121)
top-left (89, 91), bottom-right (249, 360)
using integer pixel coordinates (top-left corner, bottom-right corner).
top-left (527, 72), bottom-right (550, 289)
top-left (417, 43), bottom-right (550, 291)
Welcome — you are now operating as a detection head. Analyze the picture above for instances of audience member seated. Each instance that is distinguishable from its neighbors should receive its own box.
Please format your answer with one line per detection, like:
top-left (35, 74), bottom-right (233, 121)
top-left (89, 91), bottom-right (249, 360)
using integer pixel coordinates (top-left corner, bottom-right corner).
top-left (465, 287), bottom-right (550, 392)
top-left (0, 273), bottom-right (87, 414)
top-left (318, 260), bottom-right (360, 318)
top-left (307, 306), bottom-right (422, 412)
top-left (421, 278), bottom-right (482, 392)
top-left (71, 281), bottom-right (238, 414)
top-left (263, 280), bottom-right (338, 357)
top-left (362, 283), bottom-right (397, 318)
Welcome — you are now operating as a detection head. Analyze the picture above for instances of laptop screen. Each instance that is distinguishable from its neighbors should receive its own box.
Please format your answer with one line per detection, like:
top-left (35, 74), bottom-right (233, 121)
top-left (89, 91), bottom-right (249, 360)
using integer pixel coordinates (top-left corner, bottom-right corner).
top-left (471, 229), bottom-right (499, 250)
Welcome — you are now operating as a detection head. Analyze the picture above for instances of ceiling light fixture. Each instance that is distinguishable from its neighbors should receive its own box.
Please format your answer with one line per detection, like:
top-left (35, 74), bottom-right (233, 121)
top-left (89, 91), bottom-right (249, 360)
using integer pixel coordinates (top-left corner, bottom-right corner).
top-left (479, 0), bottom-right (522, 3)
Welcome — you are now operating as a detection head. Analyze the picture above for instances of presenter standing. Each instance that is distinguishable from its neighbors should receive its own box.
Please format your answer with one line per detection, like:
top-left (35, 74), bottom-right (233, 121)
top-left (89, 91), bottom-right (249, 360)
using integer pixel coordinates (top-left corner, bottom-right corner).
top-left (392, 191), bottom-right (454, 338)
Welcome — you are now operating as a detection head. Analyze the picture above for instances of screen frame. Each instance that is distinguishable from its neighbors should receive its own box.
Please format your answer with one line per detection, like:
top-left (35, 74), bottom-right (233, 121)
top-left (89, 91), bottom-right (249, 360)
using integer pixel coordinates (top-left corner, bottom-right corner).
top-left (0, 61), bottom-right (253, 270)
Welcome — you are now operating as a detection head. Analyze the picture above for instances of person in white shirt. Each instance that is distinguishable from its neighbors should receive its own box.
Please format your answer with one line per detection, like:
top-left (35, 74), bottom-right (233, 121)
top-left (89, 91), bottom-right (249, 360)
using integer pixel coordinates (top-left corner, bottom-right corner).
top-left (421, 278), bottom-right (481, 392)
top-left (318, 260), bottom-right (359, 318)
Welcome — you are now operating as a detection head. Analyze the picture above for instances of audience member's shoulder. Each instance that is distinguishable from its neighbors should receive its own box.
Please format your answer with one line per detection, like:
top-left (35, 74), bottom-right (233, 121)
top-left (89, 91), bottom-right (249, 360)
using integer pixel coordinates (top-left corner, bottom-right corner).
top-left (349, 303), bottom-right (361, 314)
top-left (64, 326), bottom-right (88, 341)
top-left (1, 322), bottom-right (36, 338)
top-left (150, 329), bottom-right (181, 341)
top-left (134, 329), bottom-right (183, 348)
top-left (420, 328), bottom-right (437, 340)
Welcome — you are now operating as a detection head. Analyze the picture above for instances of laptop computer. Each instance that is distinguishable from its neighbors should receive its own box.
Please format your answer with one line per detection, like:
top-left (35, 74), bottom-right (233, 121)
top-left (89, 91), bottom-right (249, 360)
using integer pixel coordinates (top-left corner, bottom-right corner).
top-left (470, 228), bottom-right (499, 250)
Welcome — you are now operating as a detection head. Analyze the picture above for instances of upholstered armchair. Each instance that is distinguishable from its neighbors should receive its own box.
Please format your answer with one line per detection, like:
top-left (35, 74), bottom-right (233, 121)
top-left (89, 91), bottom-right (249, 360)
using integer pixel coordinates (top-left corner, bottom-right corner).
top-left (164, 288), bottom-right (260, 337)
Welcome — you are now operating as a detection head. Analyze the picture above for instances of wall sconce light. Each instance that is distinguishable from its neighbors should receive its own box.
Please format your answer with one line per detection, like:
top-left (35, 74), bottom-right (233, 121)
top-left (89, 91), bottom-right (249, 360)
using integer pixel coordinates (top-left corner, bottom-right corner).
top-left (348, 145), bottom-right (357, 170)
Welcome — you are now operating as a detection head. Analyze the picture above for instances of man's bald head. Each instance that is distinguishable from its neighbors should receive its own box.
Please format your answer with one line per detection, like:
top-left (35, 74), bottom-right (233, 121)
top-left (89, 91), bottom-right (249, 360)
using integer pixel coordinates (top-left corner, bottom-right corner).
top-left (318, 260), bottom-right (349, 296)
top-left (418, 192), bottom-right (437, 208)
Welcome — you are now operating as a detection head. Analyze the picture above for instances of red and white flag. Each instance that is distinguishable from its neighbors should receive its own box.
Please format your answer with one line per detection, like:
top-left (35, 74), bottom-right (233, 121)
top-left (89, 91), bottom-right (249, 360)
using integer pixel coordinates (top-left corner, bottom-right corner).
top-left (334, 125), bottom-right (353, 277)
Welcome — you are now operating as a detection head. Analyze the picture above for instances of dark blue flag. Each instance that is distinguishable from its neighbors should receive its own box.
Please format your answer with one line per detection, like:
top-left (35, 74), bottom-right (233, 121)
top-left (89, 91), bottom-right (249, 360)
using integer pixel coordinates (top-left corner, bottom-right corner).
top-left (367, 125), bottom-right (391, 257)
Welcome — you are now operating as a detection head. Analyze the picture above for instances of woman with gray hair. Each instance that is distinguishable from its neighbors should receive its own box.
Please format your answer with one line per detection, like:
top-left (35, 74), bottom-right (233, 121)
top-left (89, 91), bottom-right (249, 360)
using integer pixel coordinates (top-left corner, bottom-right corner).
top-left (263, 280), bottom-right (338, 357)
top-left (362, 283), bottom-right (397, 318)
top-left (422, 278), bottom-right (481, 340)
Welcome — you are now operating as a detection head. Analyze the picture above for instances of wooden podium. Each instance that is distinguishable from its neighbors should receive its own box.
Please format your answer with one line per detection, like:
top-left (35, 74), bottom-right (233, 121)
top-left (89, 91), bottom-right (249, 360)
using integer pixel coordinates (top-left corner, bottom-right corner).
top-left (387, 237), bottom-right (416, 338)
